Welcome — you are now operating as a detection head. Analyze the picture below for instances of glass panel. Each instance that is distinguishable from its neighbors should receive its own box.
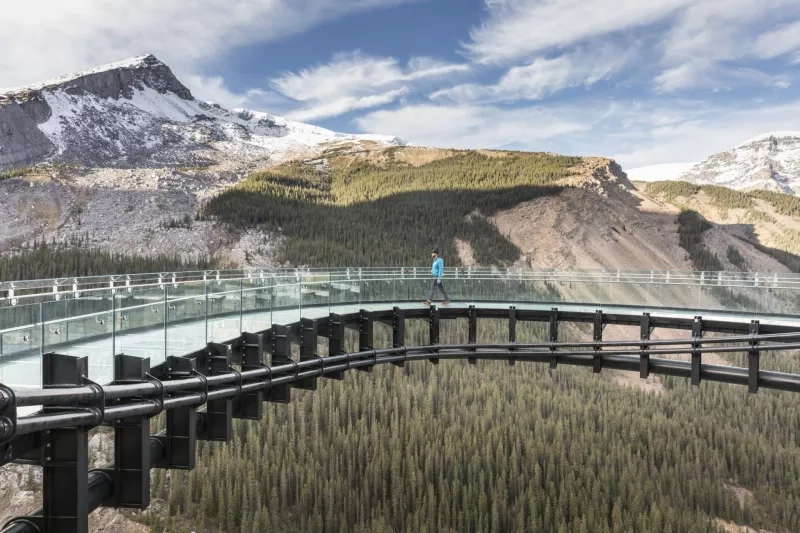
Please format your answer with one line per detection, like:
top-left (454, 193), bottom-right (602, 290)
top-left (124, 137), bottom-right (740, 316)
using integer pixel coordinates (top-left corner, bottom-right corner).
top-left (208, 279), bottom-right (243, 343)
top-left (242, 276), bottom-right (272, 333)
top-left (166, 280), bottom-right (208, 360)
top-left (0, 301), bottom-right (43, 388)
top-left (300, 272), bottom-right (330, 320)
top-left (43, 290), bottom-right (114, 385)
top-left (115, 283), bottom-right (167, 366)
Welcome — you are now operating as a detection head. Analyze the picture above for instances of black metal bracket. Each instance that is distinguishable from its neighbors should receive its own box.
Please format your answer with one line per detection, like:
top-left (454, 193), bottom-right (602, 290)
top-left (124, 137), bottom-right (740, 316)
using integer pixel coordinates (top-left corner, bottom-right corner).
top-left (196, 343), bottom-right (234, 442)
top-left (0, 383), bottom-right (17, 447)
top-left (153, 355), bottom-right (196, 471)
top-left (392, 307), bottom-right (406, 368)
top-left (267, 324), bottom-right (293, 402)
top-left (508, 306), bottom-right (516, 366)
top-left (327, 314), bottom-right (347, 379)
top-left (640, 313), bottom-right (651, 379)
top-left (357, 310), bottom-right (374, 373)
top-left (429, 306), bottom-right (440, 365)
top-left (101, 354), bottom-right (151, 510)
top-left (691, 316), bottom-right (703, 386)
top-left (593, 310), bottom-right (603, 374)
top-left (235, 332), bottom-right (265, 420)
top-left (296, 318), bottom-right (321, 386)
top-left (468, 305), bottom-right (477, 365)
top-left (749, 320), bottom-right (760, 394)
top-left (549, 308), bottom-right (559, 369)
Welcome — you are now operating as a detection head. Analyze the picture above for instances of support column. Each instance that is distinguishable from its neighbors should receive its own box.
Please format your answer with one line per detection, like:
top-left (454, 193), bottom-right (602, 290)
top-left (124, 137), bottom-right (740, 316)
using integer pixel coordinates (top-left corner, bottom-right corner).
top-left (154, 355), bottom-right (196, 471)
top-left (327, 314), bottom-right (347, 380)
top-left (640, 313), bottom-right (651, 379)
top-left (198, 343), bottom-right (233, 442)
top-left (468, 305), bottom-right (477, 365)
top-left (236, 332), bottom-right (264, 420)
top-left (296, 318), bottom-right (321, 387)
top-left (748, 321), bottom-right (760, 394)
top-left (429, 306), bottom-right (440, 365)
top-left (392, 307), bottom-right (406, 368)
top-left (267, 325), bottom-right (292, 402)
top-left (357, 311), bottom-right (374, 373)
top-left (102, 355), bottom-right (150, 510)
top-left (508, 306), bottom-right (516, 367)
top-left (691, 316), bottom-right (703, 386)
top-left (549, 308), bottom-right (559, 369)
top-left (593, 310), bottom-right (603, 374)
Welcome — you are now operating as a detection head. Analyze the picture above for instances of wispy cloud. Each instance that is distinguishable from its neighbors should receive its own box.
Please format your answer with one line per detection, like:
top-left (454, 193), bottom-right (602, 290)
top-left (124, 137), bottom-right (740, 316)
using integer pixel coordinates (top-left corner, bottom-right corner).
top-left (432, 44), bottom-right (632, 104)
top-left (271, 51), bottom-right (470, 120)
top-left (463, 0), bottom-right (692, 64)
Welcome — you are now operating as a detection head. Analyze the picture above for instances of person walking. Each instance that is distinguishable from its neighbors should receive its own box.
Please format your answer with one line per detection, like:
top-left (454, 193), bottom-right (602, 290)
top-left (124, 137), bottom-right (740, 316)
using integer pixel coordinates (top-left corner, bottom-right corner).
top-left (424, 249), bottom-right (451, 306)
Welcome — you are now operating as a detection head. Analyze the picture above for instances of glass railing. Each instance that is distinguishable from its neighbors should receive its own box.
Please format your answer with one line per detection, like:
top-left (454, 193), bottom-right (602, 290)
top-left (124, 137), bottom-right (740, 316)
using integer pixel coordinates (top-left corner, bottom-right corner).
top-left (2, 268), bottom-right (800, 389)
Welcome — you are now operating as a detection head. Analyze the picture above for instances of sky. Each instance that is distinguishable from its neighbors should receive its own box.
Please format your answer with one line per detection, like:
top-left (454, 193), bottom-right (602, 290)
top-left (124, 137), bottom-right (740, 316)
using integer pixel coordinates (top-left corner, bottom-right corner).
top-left (2, 0), bottom-right (800, 169)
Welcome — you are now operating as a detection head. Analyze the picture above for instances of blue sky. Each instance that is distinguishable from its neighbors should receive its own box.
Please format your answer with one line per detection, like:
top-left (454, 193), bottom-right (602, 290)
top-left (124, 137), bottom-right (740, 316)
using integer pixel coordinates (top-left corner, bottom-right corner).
top-left (3, 0), bottom-right (800, 168)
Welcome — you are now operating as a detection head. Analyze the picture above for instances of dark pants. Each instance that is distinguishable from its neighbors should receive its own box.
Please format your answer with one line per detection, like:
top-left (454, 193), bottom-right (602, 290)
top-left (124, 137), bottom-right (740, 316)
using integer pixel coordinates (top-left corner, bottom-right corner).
top-left (428, 278), bottom-right (450, 301)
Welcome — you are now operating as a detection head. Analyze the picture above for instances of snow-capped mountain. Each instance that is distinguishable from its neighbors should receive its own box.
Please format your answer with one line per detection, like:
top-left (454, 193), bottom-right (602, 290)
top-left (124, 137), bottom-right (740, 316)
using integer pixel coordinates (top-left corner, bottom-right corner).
top-left (0, 54), bottom-right (401, 170)
top-left (677, 132), bottom-right (800, 193)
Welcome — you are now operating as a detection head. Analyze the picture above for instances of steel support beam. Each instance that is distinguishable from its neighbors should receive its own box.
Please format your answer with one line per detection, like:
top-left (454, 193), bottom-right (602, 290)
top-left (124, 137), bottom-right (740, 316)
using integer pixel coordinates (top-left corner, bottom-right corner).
top-left (357, 311), bottom-right (374, 373)
top-left (749, 321), bottom-right (760, 394)
top-left (549, 308), bottom-right (559, 369)
top-left (640, 313), bottom-right (651, 379)
top-left (392, 307), bottom-right (406, 368)
top-left (297, 318), bottom-right (321, 386)
top-left (429, 306), bottom-right (440, 365)
top-left (327, 314), bottom-right (347, 379)
top-left (267, 324), bottom-right (292, 402)
top-left (691, 317), bottom-right (703, 386)
top-left (153, 355), bottom-right (196, 470)
top-left (236, 332), bottom-right (265, 420)
top-left (468, 305), bottom-right (477, 365)
top-left (508, 306), bottom-right (516, 366)
top-left (593, 310), bottom-right (603, 374)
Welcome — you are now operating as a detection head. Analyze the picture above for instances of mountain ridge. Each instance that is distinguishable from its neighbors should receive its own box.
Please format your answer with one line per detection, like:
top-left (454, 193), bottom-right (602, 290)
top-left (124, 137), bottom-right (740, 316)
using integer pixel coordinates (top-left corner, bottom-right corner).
top-left (0, 54), bottom-right (401, 170)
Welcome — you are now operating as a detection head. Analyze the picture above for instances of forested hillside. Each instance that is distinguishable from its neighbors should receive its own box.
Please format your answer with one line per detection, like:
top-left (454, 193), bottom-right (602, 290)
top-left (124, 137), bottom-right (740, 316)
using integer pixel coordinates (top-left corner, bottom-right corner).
top-left (0, 241), bottom-right (214, 281)
top-left (642, 181), bottom-right (800, 272)
top-left (202, 150), bottom-right (580, 266)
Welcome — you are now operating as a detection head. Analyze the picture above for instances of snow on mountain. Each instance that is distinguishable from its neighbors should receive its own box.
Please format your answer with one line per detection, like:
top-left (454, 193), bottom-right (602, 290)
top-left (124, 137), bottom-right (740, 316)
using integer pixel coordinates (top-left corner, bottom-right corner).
top-left (676, 132), bottom-right (800, 194)
top-left (0, 54), bottom-right (402, 170)
top-left (626, 162), bottom-right (698, 182)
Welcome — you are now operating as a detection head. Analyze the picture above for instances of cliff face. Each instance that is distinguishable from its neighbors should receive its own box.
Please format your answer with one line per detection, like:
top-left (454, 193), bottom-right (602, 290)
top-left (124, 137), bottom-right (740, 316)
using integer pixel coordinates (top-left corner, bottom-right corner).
top-left (0, 100), bottom-right (55, 167)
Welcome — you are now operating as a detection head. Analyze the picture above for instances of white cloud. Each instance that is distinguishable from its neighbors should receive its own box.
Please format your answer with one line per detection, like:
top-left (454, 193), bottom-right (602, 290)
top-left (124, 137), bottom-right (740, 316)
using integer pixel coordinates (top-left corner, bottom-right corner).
top-left (271, 51), bottom-right (469, 120)
top-left (355, 97), bottom-right (800, 169)
top-left (0, 0), bottom-right (418, 91)
top-left (754, 20), bottom-right (800, 59)
top-left (356, 103), bottom-right (593, 150)
top-left (432, 44), bottom-right (631, 103)
top-left (463, 0), bottom-right (693, 64)
top-left (656, 0), bottom-right (800, 91)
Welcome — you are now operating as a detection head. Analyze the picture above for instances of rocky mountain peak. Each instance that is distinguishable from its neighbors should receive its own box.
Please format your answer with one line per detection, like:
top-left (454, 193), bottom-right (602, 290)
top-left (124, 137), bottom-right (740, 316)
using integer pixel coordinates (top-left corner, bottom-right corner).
top-left (0, 55), bottom-right (399, 171)
top-left (677, 132), bottom-right (800, 194)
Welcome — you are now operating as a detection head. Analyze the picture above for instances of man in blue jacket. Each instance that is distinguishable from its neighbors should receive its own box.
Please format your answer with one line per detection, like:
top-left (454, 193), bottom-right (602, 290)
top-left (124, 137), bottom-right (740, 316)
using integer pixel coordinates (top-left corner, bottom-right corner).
top-left (424, 249), bottom-right (451, 306)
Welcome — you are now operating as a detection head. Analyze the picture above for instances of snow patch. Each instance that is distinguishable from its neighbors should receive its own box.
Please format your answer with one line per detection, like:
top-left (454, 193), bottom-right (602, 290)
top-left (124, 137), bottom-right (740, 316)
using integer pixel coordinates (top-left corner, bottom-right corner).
top-left (736, 131), bottom-right (800, 148)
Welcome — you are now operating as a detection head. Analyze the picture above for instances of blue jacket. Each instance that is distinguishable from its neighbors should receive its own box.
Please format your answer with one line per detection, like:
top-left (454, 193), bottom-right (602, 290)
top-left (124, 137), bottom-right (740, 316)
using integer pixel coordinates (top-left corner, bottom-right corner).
top-left (431, 257), bottom-right (444, 279)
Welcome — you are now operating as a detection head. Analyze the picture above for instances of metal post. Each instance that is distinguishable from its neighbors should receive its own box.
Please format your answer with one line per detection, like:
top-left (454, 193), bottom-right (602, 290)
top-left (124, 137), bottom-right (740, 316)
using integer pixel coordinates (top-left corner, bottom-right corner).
top-left (236, 332), bottom-right (265, 419)
top-left (429, 305), bottom-right (440, 365)
top-left (327, 314), bottom-right (347, 380)
top-left (549, 308), bottom-right (558, 369)
top-left (154, 355), bottom-right (196, 470)
top-left (37, 353), bottom-right (93, 533)
top-left (593, 310), bottom-right (603, 374)
top-left (296, 318), bottom-right (320, 386)
top-left (468, 305), bottom-right (477, 365)
top-left (102, 355), bottom-right (150, 510)
top-left (691, 316), bottom-right (703, 386)
top-left (267, 325), bottom-right (293, 401)
top-left (357, 311), bottom-right (373, 373)
top-left (749, 321), bottom-right (760, 394)
top-left (391, 307), bottom-right (406, 368)
top-left (640, 313), bottom-right (651, 379)
top-left (508, 306), bottom-right (516, 366)
top-left (198, 343), bottom-right (233, 442)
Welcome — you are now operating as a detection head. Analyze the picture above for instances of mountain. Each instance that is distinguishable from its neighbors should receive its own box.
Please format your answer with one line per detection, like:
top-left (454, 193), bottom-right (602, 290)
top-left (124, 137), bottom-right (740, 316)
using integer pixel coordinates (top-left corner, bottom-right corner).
top-left (0, 54), bottom-right (401, 170)
top-left (628, 132), bottom-right (800, 193)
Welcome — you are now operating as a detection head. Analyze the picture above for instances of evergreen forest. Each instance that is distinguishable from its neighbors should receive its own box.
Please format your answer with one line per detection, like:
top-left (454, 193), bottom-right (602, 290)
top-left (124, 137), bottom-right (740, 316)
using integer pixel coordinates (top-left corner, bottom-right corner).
top-left (202, 151), bottom-right (579, 266)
